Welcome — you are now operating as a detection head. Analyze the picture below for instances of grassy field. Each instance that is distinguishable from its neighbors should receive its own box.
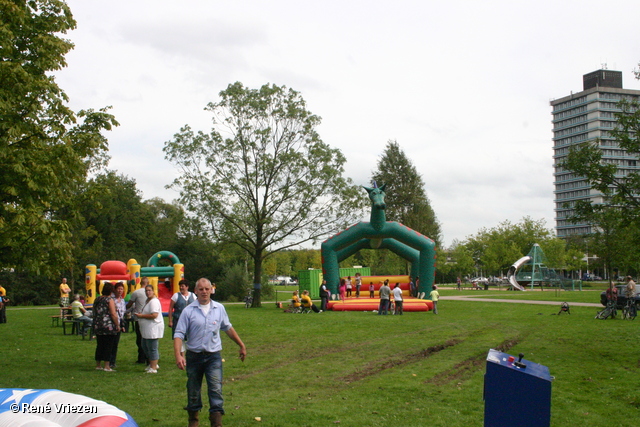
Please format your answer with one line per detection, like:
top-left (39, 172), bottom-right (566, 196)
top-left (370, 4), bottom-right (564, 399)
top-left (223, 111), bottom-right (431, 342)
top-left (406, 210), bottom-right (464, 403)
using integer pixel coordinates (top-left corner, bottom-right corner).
top-left (2, 288), bottom-right (639, 427)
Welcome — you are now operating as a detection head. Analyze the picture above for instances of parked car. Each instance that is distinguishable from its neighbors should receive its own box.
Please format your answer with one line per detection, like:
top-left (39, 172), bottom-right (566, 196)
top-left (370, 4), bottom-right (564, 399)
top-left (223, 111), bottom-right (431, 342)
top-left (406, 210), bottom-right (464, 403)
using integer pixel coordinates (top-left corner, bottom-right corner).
top-left (600, 284), bottom-right (640, 309)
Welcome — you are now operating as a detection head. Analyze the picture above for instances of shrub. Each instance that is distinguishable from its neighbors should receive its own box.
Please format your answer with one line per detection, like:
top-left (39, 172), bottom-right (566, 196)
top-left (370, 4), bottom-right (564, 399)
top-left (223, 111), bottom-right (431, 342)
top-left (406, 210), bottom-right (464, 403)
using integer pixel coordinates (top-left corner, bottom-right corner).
top-left (0, 271), bottom-right (59, 305)
top-left (219, 263), bottom-right (250, 301)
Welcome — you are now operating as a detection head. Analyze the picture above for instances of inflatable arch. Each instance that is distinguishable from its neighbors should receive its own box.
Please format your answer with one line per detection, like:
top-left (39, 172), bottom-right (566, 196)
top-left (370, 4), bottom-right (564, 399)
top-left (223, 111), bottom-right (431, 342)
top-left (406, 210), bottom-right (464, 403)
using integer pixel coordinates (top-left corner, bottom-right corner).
top-left (0, 388), bottom-right (137, 426)
top-left (321, 184), bottom-right (436, 297)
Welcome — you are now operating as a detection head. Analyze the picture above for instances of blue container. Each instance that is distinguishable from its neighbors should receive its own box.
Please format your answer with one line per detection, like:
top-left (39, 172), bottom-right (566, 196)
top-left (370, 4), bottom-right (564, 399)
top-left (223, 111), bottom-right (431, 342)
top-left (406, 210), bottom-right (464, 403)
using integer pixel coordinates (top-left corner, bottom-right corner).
top-left (484, 349), bottom-right (552, 427)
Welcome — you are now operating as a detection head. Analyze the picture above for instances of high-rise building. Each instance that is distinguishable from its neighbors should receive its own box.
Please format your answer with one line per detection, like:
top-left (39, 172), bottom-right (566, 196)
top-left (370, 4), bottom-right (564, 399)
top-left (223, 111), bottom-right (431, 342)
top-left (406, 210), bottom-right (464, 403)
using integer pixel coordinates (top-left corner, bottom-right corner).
top-left (551, 69), bottom-right (640, 238)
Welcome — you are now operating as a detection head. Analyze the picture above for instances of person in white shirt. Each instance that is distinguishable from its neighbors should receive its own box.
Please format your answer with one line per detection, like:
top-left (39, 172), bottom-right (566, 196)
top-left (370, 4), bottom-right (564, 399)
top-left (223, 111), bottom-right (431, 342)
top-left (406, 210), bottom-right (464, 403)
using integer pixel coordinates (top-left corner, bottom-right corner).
top-left (135, 285), bottom-right (164, 373)
top-left (392, 283), bottom-right (404, 315)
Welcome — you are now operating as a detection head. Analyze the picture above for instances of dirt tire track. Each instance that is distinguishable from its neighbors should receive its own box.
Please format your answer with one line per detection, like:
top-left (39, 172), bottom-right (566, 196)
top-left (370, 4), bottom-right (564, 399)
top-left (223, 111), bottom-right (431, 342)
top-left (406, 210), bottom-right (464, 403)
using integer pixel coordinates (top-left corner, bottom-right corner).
top-left (423, 337), bottom-right (522, 385)
top-left (340, 338), bottom-right (463, 383)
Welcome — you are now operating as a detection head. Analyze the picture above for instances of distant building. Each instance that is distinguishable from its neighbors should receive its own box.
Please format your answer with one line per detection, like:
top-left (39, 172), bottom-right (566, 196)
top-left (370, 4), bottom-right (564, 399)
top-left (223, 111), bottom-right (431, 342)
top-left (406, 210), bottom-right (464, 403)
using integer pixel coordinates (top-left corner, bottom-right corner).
top-left (551, 69), bottom-right (640, 238)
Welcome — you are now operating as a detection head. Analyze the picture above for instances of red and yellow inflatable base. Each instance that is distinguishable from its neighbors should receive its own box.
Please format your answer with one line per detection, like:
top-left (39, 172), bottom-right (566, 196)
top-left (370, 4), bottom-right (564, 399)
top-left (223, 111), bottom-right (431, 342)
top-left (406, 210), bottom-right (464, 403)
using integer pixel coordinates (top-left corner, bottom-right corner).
top-left (327, 275), bottom-right (432, 311)
top-left (327, 296), bottom-right (432, 312)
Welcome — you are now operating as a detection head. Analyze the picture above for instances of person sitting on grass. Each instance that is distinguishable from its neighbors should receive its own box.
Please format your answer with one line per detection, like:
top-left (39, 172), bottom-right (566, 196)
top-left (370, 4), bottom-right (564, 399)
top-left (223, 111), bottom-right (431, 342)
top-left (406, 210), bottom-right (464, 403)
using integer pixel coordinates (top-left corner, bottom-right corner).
top-left (291, 290), bottom-right (301, 310)
top-left (301, 290), bottom-right (321, 313)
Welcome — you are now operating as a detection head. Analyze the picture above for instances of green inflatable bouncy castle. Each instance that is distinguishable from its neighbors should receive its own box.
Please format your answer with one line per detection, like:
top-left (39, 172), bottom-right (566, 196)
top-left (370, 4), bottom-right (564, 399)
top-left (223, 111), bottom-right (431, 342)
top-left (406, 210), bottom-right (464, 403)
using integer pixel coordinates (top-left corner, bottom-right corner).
top-left (321, 183), bottom-right (436, 298)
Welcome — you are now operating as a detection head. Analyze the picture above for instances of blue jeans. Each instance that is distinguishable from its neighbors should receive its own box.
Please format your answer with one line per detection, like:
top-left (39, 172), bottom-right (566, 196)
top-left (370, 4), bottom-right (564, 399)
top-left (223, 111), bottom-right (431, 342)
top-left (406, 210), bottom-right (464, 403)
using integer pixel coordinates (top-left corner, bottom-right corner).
top-left (185, 350), bottom-right (224, 414)
top-left (378, 299), bottom-right (389, 315)
top-left (141, 338), bottom-right (159, 361)
top-left (76, 315), bottom-right (92, 333)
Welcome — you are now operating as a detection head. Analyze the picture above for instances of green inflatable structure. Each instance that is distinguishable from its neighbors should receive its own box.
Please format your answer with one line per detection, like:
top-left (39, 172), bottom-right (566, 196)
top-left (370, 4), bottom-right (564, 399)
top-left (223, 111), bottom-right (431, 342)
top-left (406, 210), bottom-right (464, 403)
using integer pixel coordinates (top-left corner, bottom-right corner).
top-left (321, 183), bottom-right (437, 298)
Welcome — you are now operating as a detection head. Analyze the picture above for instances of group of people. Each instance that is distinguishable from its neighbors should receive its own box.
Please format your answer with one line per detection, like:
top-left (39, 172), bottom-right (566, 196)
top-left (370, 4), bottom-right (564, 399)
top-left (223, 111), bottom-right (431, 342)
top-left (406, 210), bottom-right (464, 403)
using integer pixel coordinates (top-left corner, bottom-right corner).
top-left (77, 275), bottom-right (244, 426)
top-left (319, 277), bottom-right (440, 315)
top-left (337, 273), bottom-right (363, 300)
top-left (377, 279), bottom-right (421, 315)
top-left (606, 275), bottom-right (638, 302)
top-left (290, 289), bottom-right (321, 312)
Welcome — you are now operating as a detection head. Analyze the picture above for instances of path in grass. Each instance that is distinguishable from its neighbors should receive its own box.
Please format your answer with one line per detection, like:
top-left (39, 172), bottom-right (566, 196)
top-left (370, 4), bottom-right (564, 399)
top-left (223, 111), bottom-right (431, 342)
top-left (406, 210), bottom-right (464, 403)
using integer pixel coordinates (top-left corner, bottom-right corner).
top-left (441, 294), bottom-right (601, 307)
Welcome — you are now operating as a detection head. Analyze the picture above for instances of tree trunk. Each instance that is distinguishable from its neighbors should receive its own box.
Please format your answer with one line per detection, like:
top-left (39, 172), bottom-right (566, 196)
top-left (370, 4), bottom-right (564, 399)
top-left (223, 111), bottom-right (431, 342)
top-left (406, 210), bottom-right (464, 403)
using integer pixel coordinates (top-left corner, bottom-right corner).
top-left (250, 252), bottom-right (262, 308)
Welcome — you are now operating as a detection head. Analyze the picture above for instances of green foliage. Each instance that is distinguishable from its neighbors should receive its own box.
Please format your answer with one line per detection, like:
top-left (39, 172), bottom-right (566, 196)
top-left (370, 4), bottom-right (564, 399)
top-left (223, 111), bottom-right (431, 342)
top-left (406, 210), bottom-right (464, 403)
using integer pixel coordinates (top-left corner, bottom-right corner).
top-left (463, 217), bottom-right (567, 275)
top-left (58, 171), bottom-right (188, 283)
top-left (171, 235), bottom-right (223, 285)
top-left (437, 242), bottom-right (475, 282)
top-left (262, 250), bottom-right (293, 278)
top-left (0, 0), bottom-right (118, 275)
top-left (371, 140), bottom-right (442, 246)
top-left (217, 262), bottom-right (250, 301)
top-left (0, 271), bottom-right (58, 305)
top-left (164, 82), bottom-right (363, 306)
top-left (71, 172), bottom-right (152, 262)
top-left (340, 249), bottom-right (408, 275)
top-left (290, 249), bottom-right (321, 274)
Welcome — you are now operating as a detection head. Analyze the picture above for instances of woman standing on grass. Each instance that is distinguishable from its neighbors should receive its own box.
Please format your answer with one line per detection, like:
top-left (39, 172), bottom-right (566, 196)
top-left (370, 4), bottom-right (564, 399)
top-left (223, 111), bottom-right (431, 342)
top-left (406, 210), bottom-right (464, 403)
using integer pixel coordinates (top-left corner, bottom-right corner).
top-left (94, 282), bottom-right (121, 372)
top-left (136, 285), bottom-right (164, 374)
top-left (168, 279), bottom-right (195, 338)
top-left (109, 282), bottom-right (126, 369)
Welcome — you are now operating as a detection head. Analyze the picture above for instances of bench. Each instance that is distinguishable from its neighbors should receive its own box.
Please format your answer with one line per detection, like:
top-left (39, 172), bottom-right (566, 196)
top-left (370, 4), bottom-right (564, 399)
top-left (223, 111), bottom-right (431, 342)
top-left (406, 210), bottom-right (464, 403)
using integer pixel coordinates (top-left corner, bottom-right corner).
top-left (50, 314), bottom-right (73, 327)
top-left (62, 318), bottom-right (93, 340)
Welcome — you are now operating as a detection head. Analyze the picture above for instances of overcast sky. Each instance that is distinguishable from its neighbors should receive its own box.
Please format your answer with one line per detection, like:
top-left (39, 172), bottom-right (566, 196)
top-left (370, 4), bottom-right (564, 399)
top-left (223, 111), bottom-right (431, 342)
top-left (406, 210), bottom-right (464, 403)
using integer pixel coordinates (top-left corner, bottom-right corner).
top-left (55, 0), bottom-right (640, 248)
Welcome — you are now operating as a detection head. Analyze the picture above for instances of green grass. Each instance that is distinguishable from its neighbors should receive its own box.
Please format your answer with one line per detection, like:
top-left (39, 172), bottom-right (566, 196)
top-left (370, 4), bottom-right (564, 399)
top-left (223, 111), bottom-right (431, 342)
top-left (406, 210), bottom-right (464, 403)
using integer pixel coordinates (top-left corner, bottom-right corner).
top-left (2, 290), bottom-right (639, 427)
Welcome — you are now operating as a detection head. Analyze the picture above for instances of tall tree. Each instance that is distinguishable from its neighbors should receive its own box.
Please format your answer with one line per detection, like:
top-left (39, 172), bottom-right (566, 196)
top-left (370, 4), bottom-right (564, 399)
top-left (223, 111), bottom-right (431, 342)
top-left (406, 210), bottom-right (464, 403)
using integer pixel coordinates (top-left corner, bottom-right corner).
top-left (371, 140), bottom-right (442, 246)
top-left (0, 0), bottom-right (117, 275)
top-left (164, 82), bottom-right (363, 306)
